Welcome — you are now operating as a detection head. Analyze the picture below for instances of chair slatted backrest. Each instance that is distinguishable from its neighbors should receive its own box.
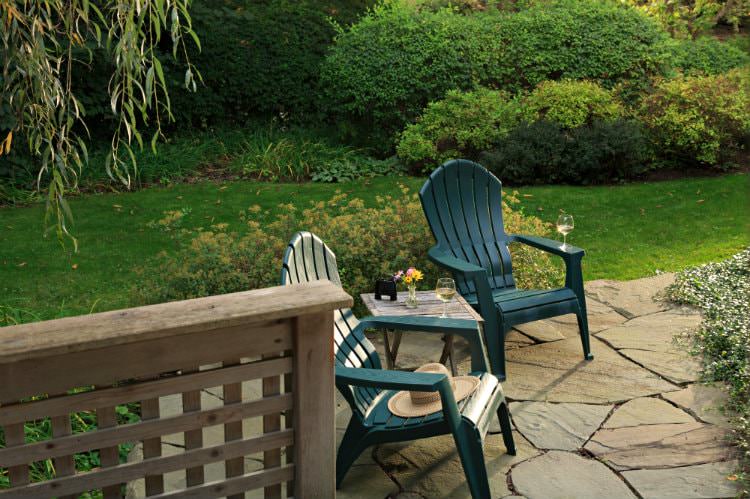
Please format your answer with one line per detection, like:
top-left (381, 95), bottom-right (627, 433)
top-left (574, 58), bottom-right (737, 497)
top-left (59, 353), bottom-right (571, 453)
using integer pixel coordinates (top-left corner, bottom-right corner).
top-left (420, 159), bottom-right (515, 296)
top-left (281, 231), bottom-right (382, 416)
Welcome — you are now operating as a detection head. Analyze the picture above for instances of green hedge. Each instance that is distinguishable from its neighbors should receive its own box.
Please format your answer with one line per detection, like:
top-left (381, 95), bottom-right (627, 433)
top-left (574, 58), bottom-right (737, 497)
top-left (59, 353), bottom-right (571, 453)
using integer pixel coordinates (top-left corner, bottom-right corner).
top-left (521, 80), bottom-right (625, 129)
top-left (165, 0), bottom-right (337, 125)
top-left (666, 36), bottom-right (750, 76)
top-left (321, 0), bottom-right (670, 151)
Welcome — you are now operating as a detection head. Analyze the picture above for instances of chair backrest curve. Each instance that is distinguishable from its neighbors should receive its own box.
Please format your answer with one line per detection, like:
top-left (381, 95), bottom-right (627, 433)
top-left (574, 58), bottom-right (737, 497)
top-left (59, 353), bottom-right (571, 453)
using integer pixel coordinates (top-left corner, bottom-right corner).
top-left (281, 231), bottom-right (382, 416)
top-left (419, 159), bottom-right (515, 296)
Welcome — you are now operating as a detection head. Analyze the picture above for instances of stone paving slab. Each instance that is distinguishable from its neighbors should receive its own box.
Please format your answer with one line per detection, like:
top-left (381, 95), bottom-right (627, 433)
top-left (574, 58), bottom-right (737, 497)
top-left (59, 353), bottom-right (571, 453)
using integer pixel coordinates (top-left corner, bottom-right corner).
top-left (618, 348), bottom-right (701, 384)
top-left (596, 309), bottom-right (702, 349)
top-left (374, 431), bottom-right (539, 499)
top-left (603, 397), bottom-right (694, 428)
top-left (622, 460), bottom-right (740, 499)
top-left (663, 383), bottom-right (734, 429)
top-left (585, 273), bottom-right (675, 318)
top-left (585, 421), bottom-right (734, 470)
top-left (509, 401), bottom-right (611, 450)
top-left (510, 450), bottom-right (638, 499)
top-left (503, 337), bottom-right (678, 403)
top-left (515, 298), bottom-right (627, 341)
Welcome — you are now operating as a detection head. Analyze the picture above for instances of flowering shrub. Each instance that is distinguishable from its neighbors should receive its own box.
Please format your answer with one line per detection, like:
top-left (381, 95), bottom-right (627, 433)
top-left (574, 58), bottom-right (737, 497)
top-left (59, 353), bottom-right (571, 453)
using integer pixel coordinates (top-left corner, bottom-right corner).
top-left (135, 189), bottom-right (563, 312)
top-left (666, 249), bottom-right (750, 493)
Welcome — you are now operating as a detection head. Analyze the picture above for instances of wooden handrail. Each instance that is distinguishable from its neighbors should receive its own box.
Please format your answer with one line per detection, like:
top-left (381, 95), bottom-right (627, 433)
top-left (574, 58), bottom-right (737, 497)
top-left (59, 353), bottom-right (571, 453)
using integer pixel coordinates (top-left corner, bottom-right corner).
top-left (0, 281), bottom-right (351, 499)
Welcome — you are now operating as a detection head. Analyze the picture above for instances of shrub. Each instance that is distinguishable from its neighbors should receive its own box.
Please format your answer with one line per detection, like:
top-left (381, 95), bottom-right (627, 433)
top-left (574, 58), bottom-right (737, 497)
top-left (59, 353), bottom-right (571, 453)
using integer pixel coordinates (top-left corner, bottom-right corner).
top-left (135, 190), bottom-right (563, 311)
top-left (484, 0), bottom-right (670, 93)
top-left (666, 37), bottom-right (750, 76)
top-left (321, 0), bottom-right (669, 151)
top-left (521, 80), bottom-right (625, 129)
top-left (666, 250), bottom-right (750, 494)
top-left (639, 69), bottom-right (750, 166)
top-left (396, 88), bottom-right (522, 169)
top-left (319, 3), bottom-right (503, 151)
top-left (480, 119), bottom-right (650, 184)
top-left (166, 0), bottom-right (336, 125)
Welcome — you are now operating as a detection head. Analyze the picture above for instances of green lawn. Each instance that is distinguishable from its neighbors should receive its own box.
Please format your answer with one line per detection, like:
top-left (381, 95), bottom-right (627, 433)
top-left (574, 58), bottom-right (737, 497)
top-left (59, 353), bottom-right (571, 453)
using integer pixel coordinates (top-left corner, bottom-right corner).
top-left (1, 173), bottom-right (748, 322)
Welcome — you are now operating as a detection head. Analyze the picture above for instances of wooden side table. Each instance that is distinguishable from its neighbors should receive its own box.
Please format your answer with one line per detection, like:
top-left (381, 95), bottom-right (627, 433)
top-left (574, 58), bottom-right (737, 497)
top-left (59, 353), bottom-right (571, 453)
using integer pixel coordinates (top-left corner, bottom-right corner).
top-left (361, 290), bottom-right (484, 376)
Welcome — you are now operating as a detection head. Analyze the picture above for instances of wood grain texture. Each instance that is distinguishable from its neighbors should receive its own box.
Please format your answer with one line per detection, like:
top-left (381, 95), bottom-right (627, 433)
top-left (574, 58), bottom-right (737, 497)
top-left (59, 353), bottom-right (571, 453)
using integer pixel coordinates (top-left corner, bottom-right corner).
top-left (0, 431), bottom-right (294, 499)
top-left (223, 360), bottom-right (244, 499)
top-left (50, 415), bottom-right (76, 499)
top-left (0, 394), bottom-right (293, 468)
top-left (361, 291), bottom-right (483, 322)
top-left (141, 397), bottom-right (164, 495)
top-left (0, 322), bottom-right (293, 404)
top-left (0, 281), bottom-right (352, 364)
top-left (96, 405), bottom-right (122, 499)
top-left (145, 465), bottom-right (295, 499)
top-left (182, 368), bottom-right (205, 487)
top-left (263, 354), bottom-right (282, 499)
top-left (0, 357), bottom-right (292, 426)
top-left (4, 423), bottom-right (28, 487)
top-left (292, 312), bottom-right (335, 499)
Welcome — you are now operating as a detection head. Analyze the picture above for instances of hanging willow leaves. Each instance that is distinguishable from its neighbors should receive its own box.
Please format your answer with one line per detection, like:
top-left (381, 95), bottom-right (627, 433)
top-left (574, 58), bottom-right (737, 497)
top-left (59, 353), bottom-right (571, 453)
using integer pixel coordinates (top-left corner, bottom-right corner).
top-left (0, 0), bottom-right (200, 248)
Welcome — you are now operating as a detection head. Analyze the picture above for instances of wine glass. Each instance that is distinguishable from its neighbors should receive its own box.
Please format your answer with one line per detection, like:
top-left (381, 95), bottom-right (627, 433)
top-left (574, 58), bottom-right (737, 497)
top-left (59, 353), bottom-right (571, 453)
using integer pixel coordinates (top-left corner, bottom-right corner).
top-left (435, 278), bottom-right (456, 318)
top-left (557, 214), bottom-right (574, 250)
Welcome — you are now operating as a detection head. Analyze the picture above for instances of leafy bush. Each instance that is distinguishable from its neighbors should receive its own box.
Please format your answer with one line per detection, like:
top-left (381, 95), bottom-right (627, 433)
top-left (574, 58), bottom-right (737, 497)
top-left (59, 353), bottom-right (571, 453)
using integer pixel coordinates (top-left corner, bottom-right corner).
top-left (136, 190), bottom-right (563, 311)
top-left (484, 0), bottom-right (670, 93)
top-left (321, 0), bottom-right (669, 150)
top-left (480, 119), bottom-right (650, 184)
top-left (319, 3), bottom-right (504, 151)
top-left (666, 250), bottom-right (750, 494)
top-left (639, 69), bottom-right (750, 165)
top-left (521, 80), bottom-right (625, 129)
top-left (166, 0), bottom-right (337, 125)
top-left (620, 0), bottom-right (747, 38)
top-left (396, 88), bottom-right (522, 169)
top-left (666, 37), bottom-right (750, 76)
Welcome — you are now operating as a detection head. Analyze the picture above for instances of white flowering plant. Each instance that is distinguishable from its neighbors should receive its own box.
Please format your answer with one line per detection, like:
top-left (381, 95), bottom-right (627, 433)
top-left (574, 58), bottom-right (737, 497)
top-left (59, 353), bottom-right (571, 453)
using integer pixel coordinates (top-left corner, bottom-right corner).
top-left (666, 249), bottom-right (749, 494)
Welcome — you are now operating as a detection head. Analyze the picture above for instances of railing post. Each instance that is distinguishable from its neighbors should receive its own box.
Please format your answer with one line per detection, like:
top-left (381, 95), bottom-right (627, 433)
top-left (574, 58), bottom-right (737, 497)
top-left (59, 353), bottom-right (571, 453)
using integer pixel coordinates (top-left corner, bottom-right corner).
top-left (292, 311), bottom-right (336, 498)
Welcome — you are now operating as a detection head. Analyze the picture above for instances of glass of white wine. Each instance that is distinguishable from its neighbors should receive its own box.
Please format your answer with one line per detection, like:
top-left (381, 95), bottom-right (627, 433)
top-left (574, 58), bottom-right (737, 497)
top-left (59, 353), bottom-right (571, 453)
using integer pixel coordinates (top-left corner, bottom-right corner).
top-left (435, 277), bottom-right (456, 318)
top-left (557, 214), bottom-right (574, 250)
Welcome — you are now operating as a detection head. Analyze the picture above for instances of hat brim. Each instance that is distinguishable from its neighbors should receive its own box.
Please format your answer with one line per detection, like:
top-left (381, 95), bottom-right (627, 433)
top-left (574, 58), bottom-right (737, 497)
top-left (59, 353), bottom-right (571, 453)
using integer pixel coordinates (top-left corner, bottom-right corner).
top-left (387, 376), bottom-right (480, 418)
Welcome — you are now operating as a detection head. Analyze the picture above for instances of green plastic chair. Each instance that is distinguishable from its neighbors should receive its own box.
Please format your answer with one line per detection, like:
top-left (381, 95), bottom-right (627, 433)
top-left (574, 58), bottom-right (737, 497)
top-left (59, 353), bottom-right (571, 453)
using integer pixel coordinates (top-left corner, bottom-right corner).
top-left (280, 231), bottom-right (515, 499)
top-left (419, 159), bottom-right (593, 380)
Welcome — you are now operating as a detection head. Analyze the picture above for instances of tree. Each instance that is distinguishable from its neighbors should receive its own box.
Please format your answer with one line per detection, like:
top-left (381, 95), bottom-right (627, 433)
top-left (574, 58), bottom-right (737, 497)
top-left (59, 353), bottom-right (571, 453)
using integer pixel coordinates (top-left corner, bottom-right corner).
top-left (0, 0), bottom-right (199, 247)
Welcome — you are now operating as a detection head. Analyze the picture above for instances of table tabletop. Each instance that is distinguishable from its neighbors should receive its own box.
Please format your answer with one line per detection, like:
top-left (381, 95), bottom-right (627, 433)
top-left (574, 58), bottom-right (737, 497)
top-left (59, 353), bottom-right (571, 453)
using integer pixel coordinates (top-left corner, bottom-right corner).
top-left (360, 290), bottom-right (483, 322)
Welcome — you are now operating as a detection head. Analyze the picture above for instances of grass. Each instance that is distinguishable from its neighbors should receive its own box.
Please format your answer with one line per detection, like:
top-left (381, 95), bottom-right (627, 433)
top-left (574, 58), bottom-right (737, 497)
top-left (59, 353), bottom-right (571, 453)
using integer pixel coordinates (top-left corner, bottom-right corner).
top-left (0, 173), bottom-right (748, 322)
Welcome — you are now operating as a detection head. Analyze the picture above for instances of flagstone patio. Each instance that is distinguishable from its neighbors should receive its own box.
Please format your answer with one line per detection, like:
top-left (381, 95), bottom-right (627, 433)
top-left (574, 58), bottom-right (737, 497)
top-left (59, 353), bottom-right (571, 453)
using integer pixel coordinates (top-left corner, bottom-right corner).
top-left (342, 273), bottom-right (740, 499)
top-left (126, 273), bottom-right (740, 498)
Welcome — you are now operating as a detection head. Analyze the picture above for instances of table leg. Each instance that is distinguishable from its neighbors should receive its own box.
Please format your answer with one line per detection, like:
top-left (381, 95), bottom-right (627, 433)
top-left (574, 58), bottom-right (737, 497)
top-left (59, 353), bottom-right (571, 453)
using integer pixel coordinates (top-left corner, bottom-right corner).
top-left (439, 334), bottom-right (457, 376)
top-left (383, 329), bottom-right (403, 370)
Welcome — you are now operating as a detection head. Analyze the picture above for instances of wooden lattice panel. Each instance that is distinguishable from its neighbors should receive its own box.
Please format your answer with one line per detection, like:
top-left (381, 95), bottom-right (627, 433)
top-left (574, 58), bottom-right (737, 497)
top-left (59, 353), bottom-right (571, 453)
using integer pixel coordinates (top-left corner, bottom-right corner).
top-left (0, 281), bottom-right (348, 499)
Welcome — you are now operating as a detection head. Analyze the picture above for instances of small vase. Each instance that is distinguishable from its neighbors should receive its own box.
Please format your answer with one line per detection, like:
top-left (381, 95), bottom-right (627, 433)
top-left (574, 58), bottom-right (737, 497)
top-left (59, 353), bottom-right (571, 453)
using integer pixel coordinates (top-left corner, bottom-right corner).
top-left (405, 285), bottom-right (418, 309)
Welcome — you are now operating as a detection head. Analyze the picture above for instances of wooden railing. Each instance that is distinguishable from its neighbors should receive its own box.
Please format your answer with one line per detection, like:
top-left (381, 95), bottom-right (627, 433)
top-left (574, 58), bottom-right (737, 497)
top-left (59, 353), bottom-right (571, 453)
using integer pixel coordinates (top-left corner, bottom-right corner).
top-left (0, 280), bottom-right (351, 499)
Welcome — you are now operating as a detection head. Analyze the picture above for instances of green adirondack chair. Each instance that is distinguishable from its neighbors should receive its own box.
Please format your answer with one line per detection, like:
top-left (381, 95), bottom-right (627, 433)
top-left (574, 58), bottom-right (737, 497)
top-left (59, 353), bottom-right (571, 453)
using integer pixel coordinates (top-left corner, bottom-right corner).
top-left (419, 159), bottom-right (594, 380)
top-left (280, 231), bottom-right (515, 499)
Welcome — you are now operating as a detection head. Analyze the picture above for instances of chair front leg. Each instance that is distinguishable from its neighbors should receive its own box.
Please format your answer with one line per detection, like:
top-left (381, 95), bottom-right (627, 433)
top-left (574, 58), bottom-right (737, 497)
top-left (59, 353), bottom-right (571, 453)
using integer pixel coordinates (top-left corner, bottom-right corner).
top-left (336, 417), bottom-right (371, 489)
top-left (565, 255), bottom-right (594, 361)
top-left (452, 421), bottom-right (492, 499)
top-left (497, 402), bottom-right (516, 455)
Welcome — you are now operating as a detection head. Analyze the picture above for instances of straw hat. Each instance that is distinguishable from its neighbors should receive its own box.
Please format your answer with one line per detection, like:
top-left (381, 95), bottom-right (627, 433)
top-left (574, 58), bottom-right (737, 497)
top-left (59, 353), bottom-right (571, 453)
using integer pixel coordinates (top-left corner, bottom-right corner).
top-left (388, 363), bottom-right (480, 418)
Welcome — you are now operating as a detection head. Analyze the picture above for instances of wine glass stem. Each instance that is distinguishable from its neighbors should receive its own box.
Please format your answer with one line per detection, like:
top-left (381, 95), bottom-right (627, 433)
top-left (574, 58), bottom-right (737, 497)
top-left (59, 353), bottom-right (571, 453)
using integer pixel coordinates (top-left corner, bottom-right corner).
top-left (563, 234), bottom-right (567, 249)
top-left (442, 301), bottom-right (448, 318)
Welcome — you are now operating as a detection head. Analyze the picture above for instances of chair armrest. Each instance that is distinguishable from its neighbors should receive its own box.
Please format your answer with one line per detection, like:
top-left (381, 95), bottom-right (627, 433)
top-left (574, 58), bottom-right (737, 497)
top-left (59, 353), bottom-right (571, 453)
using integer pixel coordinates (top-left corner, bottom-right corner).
top-left (509, 234), bottom-right (584, 261)
top-left (335, 366), bottom-right (462, 428)
top-left (427, 246), bottom-right (486, 276)
top-left (356, 316), bottom-right (489, 372)
top-left (335, 366), bottom-right (447, 392)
